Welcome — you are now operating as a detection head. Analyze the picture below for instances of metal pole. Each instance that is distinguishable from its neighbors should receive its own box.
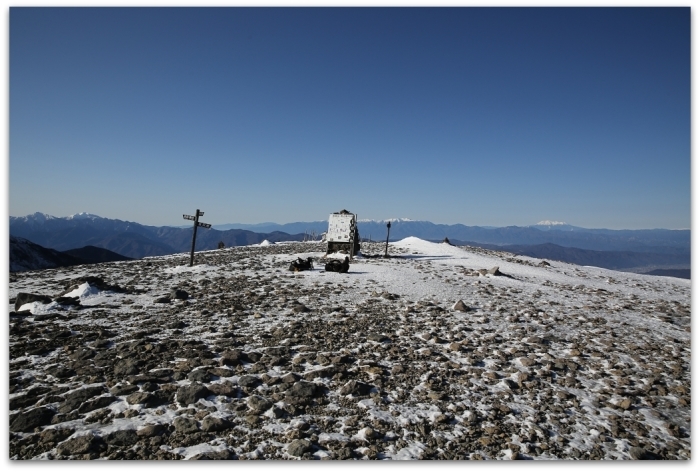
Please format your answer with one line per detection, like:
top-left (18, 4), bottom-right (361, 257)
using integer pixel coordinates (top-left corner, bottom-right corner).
top-left (190, 209), bottom-right (200, 267)
top-left (384, 221), bottom-right (391, 258)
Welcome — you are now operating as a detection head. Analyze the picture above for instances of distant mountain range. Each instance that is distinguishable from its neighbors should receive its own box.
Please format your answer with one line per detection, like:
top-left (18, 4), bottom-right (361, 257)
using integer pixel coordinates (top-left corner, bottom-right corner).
top-left (446, 240), bottom-right (689, 275)
top-left (10, 212), bottom-right (307, 259)
top-left (9, 213), bottom-right (690, 274)
top-left (215, 218), bottom-right (689, 254)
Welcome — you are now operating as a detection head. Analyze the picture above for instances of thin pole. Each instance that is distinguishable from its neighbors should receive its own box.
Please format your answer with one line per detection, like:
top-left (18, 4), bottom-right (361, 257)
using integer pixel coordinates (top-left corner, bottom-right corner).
top-left (384, 221), bottom-right (391, 258)
top-left (190, 209), bottom-right (200, 267)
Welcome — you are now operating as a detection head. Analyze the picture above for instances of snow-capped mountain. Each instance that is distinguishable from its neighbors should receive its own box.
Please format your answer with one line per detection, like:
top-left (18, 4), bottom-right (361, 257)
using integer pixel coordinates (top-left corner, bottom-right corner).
top-left (8, 237), bottom-right (690, 460)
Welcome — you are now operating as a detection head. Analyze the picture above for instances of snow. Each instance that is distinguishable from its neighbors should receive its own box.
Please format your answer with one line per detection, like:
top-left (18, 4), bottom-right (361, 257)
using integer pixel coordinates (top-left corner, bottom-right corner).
top-left (536, 220), bottom-right (568, 225)
top-left (63, 282), bottom-right (101, 300)
top-left (8, 237), bottom-right (691, 461)
top-left (67, 212), bottom-right (102, 220)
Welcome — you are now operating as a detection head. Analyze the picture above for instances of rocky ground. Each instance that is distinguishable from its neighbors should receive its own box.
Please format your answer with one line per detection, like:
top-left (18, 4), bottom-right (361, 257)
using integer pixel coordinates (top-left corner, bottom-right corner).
top-left (8, 238), bottom-right (691, 460)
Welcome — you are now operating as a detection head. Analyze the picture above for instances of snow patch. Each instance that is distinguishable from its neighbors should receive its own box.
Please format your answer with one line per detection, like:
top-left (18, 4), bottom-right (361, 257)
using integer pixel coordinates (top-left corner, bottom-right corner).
top-left (536, 220), bottom-right (567, 225)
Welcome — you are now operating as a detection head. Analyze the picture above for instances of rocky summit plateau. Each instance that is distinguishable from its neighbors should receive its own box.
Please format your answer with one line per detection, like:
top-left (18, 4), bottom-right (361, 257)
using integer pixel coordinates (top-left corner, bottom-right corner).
top-left (8, 237), bottom-right (690, 460)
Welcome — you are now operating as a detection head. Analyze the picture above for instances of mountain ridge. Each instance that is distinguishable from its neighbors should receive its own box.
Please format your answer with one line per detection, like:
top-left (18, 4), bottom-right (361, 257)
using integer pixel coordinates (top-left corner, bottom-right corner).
top-left (10, 213), bottom-right (690, 264)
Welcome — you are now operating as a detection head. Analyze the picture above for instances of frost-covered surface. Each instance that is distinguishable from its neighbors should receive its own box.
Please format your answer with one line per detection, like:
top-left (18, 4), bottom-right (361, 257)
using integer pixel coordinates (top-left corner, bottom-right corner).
top-left (9, 238), bottom-right (690, 460)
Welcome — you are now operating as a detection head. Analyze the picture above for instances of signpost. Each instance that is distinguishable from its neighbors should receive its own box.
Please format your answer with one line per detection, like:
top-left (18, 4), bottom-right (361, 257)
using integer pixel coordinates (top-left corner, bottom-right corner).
top-left (183, 209), bottom-right (211, 266)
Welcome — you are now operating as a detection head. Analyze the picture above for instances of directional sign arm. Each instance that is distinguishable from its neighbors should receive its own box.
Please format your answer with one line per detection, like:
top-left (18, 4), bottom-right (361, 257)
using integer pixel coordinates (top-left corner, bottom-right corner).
top-left (183, 215), bottom-right (195, 221)
top-left (197, 222), bottom-right (211, 229)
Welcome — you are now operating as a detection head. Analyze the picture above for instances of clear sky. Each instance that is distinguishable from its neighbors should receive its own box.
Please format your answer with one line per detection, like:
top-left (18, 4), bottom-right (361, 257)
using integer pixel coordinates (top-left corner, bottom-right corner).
top-left (9, 6), bottom-right (690, 229)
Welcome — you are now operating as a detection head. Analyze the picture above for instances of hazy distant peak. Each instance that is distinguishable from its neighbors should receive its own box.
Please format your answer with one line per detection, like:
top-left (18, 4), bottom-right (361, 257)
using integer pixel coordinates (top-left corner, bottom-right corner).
top-left (68, 212), bottom-right (102, 220)
top-left (358, 218), bottom-right (415, 223)
top-left (536, 220), bottom-right (568, 226)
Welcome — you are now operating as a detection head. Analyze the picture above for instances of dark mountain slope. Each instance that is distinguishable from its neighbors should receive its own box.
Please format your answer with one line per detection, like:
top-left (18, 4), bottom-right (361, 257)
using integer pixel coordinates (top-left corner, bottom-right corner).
top-left (62, 245), bottom-right (133, 264)
top-left (10, 237), bottom-right (131, 272)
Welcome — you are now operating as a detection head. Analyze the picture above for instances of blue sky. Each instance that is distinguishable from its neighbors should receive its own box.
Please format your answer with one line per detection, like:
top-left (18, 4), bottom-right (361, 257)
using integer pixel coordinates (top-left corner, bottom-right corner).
top-left (9, 6), bottom-right (690, 229)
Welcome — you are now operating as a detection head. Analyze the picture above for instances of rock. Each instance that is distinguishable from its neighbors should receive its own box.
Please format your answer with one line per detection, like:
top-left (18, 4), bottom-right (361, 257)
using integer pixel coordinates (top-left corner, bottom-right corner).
top-left (171, 289), bottom-right (189, 300)
top-left (59, 386), bottom-right (107, 413)
top-left (188, 369), bottom-right (212, 382)
top-left (126, 392), bottom-right (158, 407)
top-left (281, 373), bottom-right (300, 384)
top-left (619, 398), bottom-right (632, 410)
top-left (137, 423), bottom-right (166, 437)
top-left (238, 375), bottom-right (261, 389)
top-left (56, 433), bottom-right (103, 456)
top-left (368, 333), bottom-right (390, 342)
top-left (629, 446), bottom-right (648, 460)
top-left (288, 439), bottom-right (312, 457)
top-left (176, 383), bottom-right (210, 406)
top-left (247, 351), bottom-right (263, 363)
top-left (39, 428), bottom-right (73, 444)
top-left (220, 350), bottom-right (244, 366)
top-left (247, 395), bottom-right (273, 414)
top-left (286, 381), bottom-right (318, 405)
top-left (452, 300), bottom-right (470, 312)
top-left (114, 358), bottom-right (142, 376)
top-left (359, 426), bottom-right (380, 440)
top-left (174, 417), bottom-right (200, 433)
top-left (209, 367), bottom-right (234, 378)
top-left (78, 395), bottom-right (117, 413)
top-left (538, 260), bottom-right (551, 267)
top-left (105, 429), bottom-right (139, 446)
top-left (292, 304), bottom-right (310, 313)
top-left (54, 296), bottom-right (80, 306)
top-left (201, 415), bottom-right (230, 432)
top-left (487, 266), bottom-right (501, 276)
top-left (339, 380), bottom-right (373, 396)
top-left (207, 383), bottom-right (237, 397)
top-left (10, 406), bottom-right (55, 432)
top-left (14, 292), bottom-right (52, 311)
top-left (245, 414), bottom-right (261, 425)
top-left (189, 450), bottom-right (233, 460)
top-left (519, 357), bottom-right (536, 367)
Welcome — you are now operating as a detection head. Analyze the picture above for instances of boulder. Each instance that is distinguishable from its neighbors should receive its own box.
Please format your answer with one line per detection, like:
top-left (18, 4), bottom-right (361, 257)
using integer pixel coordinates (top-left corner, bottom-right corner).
top-left (10, 406), bottom-right (55, 432)
top-left (14, 292), bottom-right (52, 311)
top-left (176, 383), bottom-right (210, 406)
top-left (452, 300), bottom-right (470, 312)
top-left (171, 289), bottom-right (189, 300)
top-left (173, 417), bottom-right (200, 434)
top-left (286, 381), bottom-right (318, 405)
top-left (56, 433), bottom-right (103, 456)
top-left (288, 439), bottom-right (312, 457)
top-left (105, 429), bottom-right (139, 447)
top-left (201, 415), bottom-right (231, 432)
top-left (339, 380), bottom-right (373, 396)
top-left (247, 395), bottom-right (273, 414)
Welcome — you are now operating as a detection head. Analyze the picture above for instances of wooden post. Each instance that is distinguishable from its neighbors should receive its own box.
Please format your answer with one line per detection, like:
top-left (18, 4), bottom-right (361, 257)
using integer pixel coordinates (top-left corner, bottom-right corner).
top-left (189, 209), bottom-right (200, 266)
top-left (384, 221), bottom-right (391, 258)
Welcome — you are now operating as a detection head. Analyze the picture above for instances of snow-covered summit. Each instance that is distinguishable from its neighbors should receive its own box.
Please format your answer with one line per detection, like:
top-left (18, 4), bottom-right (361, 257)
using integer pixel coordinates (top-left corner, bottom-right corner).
top-left (11, 212), bottom-right (57, 223)
top-left (536, 220), bottom-right (568, 226)
top-left (67, 212), bottom-right (103, 220)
